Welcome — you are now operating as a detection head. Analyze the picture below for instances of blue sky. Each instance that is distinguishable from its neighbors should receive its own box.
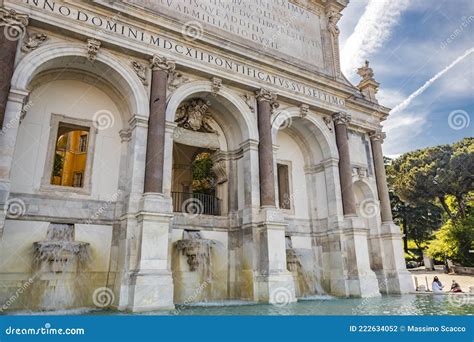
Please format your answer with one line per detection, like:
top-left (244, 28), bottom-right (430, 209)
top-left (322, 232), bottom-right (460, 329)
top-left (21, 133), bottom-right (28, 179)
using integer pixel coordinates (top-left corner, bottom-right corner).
top-left (338, 0), bottom-right (473, 157)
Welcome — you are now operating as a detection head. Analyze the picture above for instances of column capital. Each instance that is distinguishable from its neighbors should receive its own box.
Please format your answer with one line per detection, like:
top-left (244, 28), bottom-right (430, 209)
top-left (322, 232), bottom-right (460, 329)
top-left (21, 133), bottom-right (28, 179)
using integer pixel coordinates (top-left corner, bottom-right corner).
top-left (332, 111), bottom-right (351, 125)
top-left (150, 54), bottom-right (176, 73)
top-left (0, 8), bottom-right (29, 39)
top-left (369, 130), bottom-right (386, 142)
top-left (255, 88), bottom-right (279, 109)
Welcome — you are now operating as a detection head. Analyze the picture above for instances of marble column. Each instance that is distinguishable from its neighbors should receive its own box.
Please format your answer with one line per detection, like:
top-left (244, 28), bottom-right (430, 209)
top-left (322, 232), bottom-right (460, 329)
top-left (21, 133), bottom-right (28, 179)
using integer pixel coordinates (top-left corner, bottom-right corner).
top-left (332, 112), bottom-right (356, 216)
top-left (0, 9), bottom-right (28, 127)
top-left (369, 130), bottom-right (413, 294)
top-left (255, 88), bottom-right (278, 207)
top-left (144, 54), bottom-right (175, 194)
top-left (369, 130), bottom-right (392, 222)
top-left (121, 55), bottom-right (176, 312)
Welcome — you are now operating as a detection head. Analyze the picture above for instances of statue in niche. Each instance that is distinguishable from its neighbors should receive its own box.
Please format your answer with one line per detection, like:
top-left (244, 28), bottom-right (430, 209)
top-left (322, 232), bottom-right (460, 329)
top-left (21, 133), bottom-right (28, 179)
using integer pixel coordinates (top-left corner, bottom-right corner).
top-left (175, 98), bottom-right (217, 133)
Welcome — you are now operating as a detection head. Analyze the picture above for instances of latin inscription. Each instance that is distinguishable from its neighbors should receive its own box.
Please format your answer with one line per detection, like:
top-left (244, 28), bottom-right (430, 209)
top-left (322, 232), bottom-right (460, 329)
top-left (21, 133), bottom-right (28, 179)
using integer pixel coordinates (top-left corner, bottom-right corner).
top-left (21, 0), bottom-right (344, 107)
top-left (125, 0), bottom-right (324, 68)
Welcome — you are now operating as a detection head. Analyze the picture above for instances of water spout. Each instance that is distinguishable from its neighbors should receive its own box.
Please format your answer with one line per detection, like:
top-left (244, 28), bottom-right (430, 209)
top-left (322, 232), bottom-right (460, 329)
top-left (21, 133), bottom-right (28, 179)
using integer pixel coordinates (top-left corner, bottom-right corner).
top-left (31, 224), bottom-right (90, 310)
top-left (286, 236), bottom-right (325, 298)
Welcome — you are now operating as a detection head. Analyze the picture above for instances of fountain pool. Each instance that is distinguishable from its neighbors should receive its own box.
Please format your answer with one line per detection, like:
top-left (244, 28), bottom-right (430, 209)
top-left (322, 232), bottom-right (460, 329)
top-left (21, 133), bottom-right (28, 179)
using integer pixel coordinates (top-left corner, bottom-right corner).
top-left (8, 294), bottom-right (473, 316)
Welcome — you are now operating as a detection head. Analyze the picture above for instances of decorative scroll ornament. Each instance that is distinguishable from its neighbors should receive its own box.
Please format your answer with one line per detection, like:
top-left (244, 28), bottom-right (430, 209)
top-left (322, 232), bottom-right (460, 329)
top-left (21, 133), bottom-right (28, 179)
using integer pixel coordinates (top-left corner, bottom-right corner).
top-left (21, 32), bottom-right (47, 53)
top-left (323, 116), bottom-right (333, 132)
top-left (211, 160), bottom-right (227, 184)
top-left (168, 71), bottom-right (189, 92)
top-left (369, 130), bottom-right (386, 142)
top-left (87, 38), bottom-right (101, 62)
top-left (332, 111), bottom-right (351, 125)
top-left (150, 54), bottom-right (176, 73)
top-left (131, 61), bottom-right (148, 85)
top-left (211, 77), bottom-right (222, 96)
top-left (255, 88), bottom-right (279, 111)
top-left (299, 104), bottom-right (309, 118)
top-left (0, 8), bottom-right (29, 41)
top-left (241, 94), bottom-right (255, 112)
top-left (175, 98), bottom-right (216, 133)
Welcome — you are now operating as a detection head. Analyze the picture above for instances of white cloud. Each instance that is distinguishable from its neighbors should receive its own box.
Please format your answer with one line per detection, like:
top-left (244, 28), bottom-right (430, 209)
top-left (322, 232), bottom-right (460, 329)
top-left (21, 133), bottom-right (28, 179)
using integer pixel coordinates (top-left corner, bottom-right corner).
top-left (391, 47), bottom-right (474, 114)
top-left (341, 0), bottom-right (410, 78)
top-left (377, 88), bottom-right (406, 108)
top-left (383, 111), bottom-right (428, 155)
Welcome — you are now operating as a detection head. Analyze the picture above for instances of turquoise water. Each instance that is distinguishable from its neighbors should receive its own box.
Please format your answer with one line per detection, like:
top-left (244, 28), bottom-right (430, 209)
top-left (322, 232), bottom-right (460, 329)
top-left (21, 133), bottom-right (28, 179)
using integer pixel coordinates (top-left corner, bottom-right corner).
top-left (9, 294), bottom-right (473, 316)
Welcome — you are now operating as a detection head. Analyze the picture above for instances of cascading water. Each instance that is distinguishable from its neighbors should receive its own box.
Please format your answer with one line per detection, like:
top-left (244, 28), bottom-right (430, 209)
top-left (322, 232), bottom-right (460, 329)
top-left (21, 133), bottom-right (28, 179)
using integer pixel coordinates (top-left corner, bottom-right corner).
top-left (31, 223), bottom-right (90, 310)
top-left (173, 230), bottom-right (226, 304)
top-left (286, 236), bottom-right (325, 298)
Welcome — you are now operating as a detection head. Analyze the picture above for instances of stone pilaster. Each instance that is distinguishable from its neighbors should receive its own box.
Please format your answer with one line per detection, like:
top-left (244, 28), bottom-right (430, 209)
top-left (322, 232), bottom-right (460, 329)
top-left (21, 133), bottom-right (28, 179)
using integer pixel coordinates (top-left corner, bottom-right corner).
top-left (120, 193), bottom-right (175, 312)
top-left (255, 88), bottom-right (278, 207)
top-left (332, 112), bottom-right (356, 216)
top-left (0, 8), bottom-right (28, 127)
top-left (253, 208), bottom-right (296, 305)
top-left (144, 54), bottom-right (175, 194)
top-left (0, 88), bottom-right (29, 239)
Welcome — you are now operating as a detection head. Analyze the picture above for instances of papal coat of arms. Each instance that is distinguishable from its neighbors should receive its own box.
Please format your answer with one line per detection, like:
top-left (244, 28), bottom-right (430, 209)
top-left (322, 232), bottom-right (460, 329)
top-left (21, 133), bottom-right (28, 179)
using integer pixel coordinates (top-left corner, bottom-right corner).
top-left (175, 99), bottom-right (216, 133)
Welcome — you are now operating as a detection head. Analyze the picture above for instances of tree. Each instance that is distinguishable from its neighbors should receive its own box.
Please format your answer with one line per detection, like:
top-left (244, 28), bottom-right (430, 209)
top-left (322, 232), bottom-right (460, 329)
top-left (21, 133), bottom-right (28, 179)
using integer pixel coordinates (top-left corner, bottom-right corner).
top-left (192, 152), bottom-right (216, 195)
top-left (390, 138), bottom-right (474, 221)
top-left (389, 189), bottom-right (443, 251)
top-left (426, 209), bottom-right (474, 267)
top-left (387, 158), bottom-right (443, 251)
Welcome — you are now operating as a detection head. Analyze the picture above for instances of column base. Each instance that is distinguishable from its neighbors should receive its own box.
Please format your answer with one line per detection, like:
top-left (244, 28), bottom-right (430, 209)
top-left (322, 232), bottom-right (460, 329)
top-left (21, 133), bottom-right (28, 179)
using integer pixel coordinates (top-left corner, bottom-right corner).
top-left (126, 271), bottom-right (175, 312)
top-left (384, 270), bottom-right (414, 294)
top-left (343, 216), bottom-right (381, 297)
top-left (380, 222), bottom-right (414, 294)
top-left (254, 272), bottom-right (297, 304)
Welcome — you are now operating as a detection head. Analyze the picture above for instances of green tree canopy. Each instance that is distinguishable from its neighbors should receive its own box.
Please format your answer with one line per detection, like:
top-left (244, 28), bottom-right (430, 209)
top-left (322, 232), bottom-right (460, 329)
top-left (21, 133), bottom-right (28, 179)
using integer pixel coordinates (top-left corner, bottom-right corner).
top-left (390, 137), bottom-right (473, 220)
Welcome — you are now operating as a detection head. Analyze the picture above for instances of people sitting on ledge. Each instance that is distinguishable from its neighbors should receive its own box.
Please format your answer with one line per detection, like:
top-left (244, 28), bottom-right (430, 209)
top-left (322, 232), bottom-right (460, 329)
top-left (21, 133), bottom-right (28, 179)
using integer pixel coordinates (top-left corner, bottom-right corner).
top-left (432, 276), bottom-right (444, 293)
top-left (450, 280), bottom-right (463, 293)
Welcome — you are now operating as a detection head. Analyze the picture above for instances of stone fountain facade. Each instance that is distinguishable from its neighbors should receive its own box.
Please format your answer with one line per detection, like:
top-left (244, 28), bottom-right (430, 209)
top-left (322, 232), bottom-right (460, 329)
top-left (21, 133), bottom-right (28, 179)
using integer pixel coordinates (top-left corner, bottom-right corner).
top-left (0, 0), bottom-right (412, 312)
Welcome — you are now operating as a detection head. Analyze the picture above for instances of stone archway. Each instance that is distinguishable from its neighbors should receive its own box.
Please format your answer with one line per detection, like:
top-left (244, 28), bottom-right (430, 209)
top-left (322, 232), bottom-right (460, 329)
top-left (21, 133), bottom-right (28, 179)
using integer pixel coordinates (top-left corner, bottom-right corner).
top-left (165, 81), bottom-right (261, 303)
top-left (1, 42), bottom-right (153, 311)
top-left (272, 107), bottom-right (341, 297)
